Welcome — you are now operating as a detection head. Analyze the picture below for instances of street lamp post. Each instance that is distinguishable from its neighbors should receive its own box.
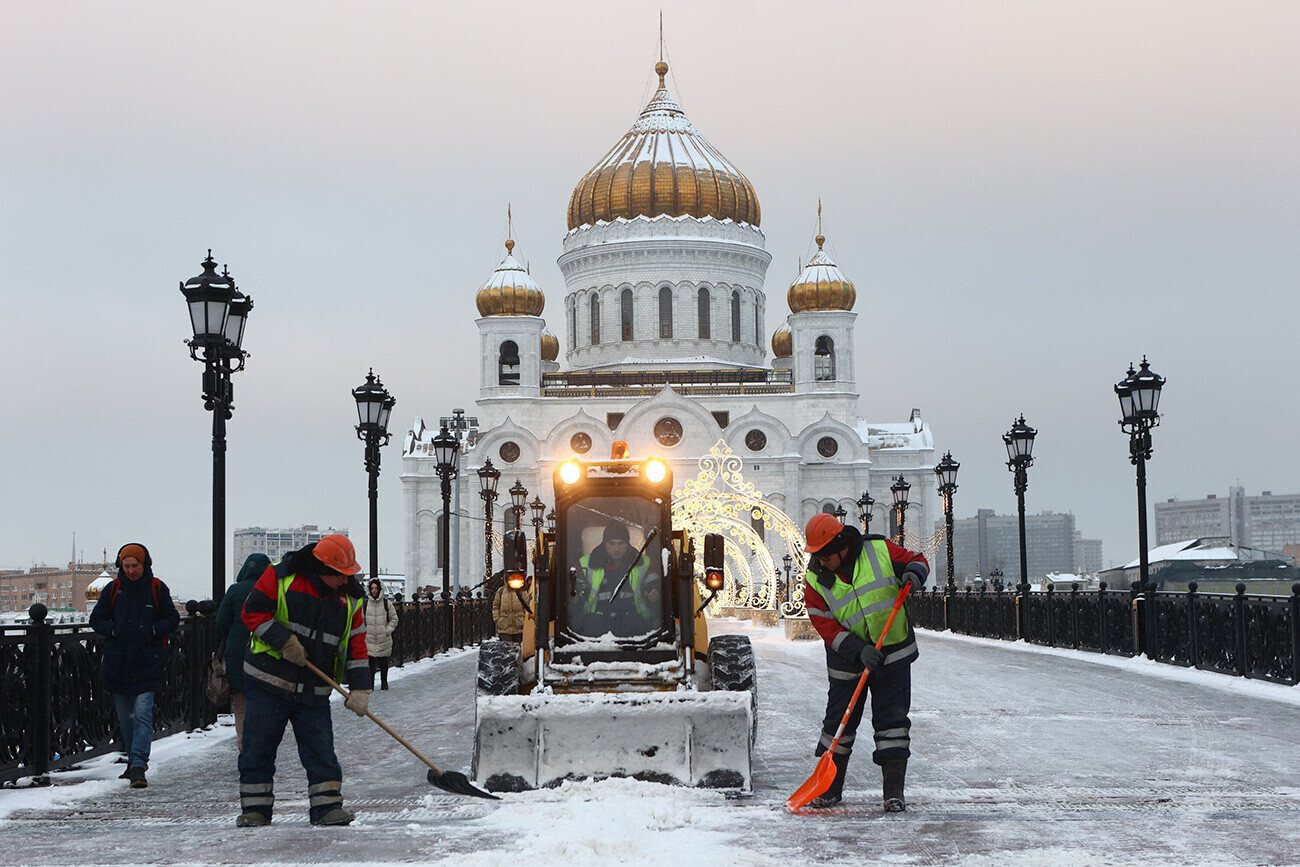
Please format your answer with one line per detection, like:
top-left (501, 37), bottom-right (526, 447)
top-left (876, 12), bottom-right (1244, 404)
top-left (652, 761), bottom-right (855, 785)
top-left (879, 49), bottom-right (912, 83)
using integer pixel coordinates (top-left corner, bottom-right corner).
top-left (1116, 357), bottom-right (1165, 655)
top-left (180, 251), bottom-right (252, 604)
top-left (530, 496), bottom-right (546, 562)
top-left (832, 504), bottom-right (847, 522)
top-left (1003, 415), bottom-right (1037, 593)
top-left (432, 426), bottom-right (459, 606)
top-left (782, 552), bottom-right (793, 607)
top-left (439, 409), bottom-right (477, 593)
top-left (890, 476), bottom-right (911, 547)
top-left (546, 509), bottom-right (557, 536)
top-left (935, 452), bottom-right (960, 591)
top-left (856, 490), bottom-right (874, 534)
top-left (352, 370), bottom-right (395, 582)
top-left (477, 458), bottom-right (501, 580)
top-left (509, 480), bottom-right (528, 532)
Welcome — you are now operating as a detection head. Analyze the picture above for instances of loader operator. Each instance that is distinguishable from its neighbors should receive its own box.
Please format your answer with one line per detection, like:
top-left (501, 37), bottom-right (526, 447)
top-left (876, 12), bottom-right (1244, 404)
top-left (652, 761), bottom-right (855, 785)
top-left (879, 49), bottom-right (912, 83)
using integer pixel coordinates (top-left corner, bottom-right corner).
top-left (802, 513), bottom-right (928, 811)
top-left (573, 523), bottom-right (662, 635)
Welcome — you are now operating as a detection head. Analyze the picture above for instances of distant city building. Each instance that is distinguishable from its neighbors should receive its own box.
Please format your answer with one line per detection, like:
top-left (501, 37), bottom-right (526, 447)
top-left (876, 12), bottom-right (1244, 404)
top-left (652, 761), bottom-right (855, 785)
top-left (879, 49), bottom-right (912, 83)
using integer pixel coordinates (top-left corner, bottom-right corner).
top-left (1155, 487), bottom-right (1300, 551)
top-left (935, 509), bottom-right (1102, 584)
top-left (233, 525), bottom-right (348, 576)
top-left (1, 560), bottom-right (112, 613)
top-left (1099, 538), bottom-right (1296, 592)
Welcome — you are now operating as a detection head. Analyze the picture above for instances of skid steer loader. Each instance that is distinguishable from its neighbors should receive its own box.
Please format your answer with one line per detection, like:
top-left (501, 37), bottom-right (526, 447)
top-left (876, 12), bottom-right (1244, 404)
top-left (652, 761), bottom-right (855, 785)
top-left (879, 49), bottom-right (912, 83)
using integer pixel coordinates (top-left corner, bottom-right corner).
top-left (472, 445), bottom-right (757, 792)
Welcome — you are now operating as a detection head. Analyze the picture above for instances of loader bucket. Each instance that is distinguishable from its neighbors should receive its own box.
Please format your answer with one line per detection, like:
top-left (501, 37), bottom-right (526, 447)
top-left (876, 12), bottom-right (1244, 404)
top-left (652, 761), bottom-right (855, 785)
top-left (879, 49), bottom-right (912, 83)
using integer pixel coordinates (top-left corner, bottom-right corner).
top-left (473, 691), bottom-right (752, 792)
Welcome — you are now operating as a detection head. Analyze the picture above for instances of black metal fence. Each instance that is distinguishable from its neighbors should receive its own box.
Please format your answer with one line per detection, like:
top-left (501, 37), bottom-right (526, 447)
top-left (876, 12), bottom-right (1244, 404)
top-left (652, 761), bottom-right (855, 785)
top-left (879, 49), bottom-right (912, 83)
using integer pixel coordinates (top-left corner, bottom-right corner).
top-left (1, 596), bottom-right (493, 786)
top-left (911, 580), bottom-right (1300, 686)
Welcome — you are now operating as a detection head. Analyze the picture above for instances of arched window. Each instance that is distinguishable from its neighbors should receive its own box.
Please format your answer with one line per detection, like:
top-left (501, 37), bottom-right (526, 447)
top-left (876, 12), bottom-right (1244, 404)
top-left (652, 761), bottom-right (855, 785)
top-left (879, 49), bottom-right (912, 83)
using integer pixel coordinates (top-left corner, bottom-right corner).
top-left (697, 287), bottom-right (711, 339)
top-left (498, 340), bottom-right (520, 386)
top-left (568, 300), bottom-right (576, 351)
top-left (754, 302), bottom-right (761, 347)
top-left (590, 294), bottom-right (600, 345)
top-left (659, 286), bottom-right (673, 339)
top-left (730, 291), bottom-right (741, 342)
top-left (814, 335), bottom-right (835, 381)
top-left (620, 288), bottom-right (634, 341)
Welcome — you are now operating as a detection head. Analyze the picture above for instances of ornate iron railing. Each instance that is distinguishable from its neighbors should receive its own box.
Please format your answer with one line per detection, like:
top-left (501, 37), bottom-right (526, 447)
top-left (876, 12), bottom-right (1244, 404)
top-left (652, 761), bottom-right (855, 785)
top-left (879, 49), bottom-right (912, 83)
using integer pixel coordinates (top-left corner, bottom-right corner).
top-left (2, 596), bottom-right (495, 785)
top-left (911, 581), bottom-right (1299, 685)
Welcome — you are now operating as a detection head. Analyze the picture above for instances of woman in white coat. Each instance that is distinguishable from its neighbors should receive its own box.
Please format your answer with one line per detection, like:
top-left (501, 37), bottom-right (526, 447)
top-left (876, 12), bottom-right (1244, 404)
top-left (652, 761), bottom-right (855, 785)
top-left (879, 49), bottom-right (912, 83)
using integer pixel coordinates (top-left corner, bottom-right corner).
top-left (363, 579), bottom-right (399, 689)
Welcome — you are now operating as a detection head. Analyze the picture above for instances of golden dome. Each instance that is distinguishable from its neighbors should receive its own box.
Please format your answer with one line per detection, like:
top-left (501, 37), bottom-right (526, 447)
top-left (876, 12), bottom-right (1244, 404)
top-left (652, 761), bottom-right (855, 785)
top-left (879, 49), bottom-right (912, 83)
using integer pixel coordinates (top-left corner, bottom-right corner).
top-left (787, 234), bottom-right (856, 313)
top-left (771, 320), bottom-right (792, 358)
top-left (476, 237), bottom-right (545, 317)
top-left (567, 61), bottom-right (760, 230)
top-left (540, 328), bottom-right (559, 361)
top-left (85, 572), bottom-right (112, 601)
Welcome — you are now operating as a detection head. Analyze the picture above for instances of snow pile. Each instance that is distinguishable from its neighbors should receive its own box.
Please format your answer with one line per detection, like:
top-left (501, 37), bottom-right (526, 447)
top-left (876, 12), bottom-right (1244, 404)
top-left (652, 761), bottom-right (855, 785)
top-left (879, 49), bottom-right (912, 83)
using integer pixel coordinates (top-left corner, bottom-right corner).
top-left (432, 777), bottom-right (779, 867)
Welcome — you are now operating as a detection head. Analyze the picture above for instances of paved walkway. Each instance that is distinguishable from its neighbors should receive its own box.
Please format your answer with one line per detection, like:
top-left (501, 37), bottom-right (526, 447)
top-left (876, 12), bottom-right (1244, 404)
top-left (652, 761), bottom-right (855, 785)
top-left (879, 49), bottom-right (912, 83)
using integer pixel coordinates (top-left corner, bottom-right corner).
top-left (4, 624), bottom-right (1299, 865)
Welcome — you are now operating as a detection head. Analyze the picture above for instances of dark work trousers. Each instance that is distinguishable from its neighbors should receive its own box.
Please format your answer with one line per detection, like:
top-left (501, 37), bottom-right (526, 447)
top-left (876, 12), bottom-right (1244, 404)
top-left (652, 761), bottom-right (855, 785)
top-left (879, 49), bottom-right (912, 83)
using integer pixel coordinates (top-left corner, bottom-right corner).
top-left (238, 681), bottom-right (344, 823)
top-left (815, 658), bottom-right (911, 766)
top-left (369, 656), bottom-right (390, 689)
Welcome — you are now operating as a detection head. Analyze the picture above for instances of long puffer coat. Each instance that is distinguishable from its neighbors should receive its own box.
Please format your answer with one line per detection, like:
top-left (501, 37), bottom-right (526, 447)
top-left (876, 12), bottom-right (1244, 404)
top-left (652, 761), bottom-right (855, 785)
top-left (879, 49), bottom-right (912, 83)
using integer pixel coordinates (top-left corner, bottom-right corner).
top-left (364, 593), bottom-right (399, 658)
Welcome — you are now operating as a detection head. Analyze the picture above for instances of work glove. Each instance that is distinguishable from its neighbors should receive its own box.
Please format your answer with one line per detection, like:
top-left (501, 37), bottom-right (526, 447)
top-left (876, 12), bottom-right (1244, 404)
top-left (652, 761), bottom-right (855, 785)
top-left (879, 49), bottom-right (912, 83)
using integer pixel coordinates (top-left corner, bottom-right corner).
top-left (344, 689), bottom-right (371, 717)
top-left (859, 644), bottom-right (884, 671)
top-left (279, 635), bottom-right (307, 667)
top-left (901, 564), bottom-right (927, 595)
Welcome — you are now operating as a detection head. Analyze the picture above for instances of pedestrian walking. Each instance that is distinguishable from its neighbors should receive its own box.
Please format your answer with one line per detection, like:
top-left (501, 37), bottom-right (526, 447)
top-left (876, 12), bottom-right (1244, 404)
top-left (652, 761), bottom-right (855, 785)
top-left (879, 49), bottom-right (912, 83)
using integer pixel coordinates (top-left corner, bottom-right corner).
top-left (89, 542), bottom-right (180, 789)
top-left (236, 534), bottom-right (371, 827)
top-left (491, 571), bottom-right (529, 644)
top-left (801, 513), bottom-right (928, 811)
top-left (215, 552), bottom-right (272, 750)
top-left (363, 579), bottom-right (399, 690)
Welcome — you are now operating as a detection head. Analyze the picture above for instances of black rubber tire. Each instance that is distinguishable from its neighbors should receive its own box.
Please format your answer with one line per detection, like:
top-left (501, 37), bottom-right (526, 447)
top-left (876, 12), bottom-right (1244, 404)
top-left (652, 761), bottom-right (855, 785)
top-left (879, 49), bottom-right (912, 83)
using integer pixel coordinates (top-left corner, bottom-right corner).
top-left (476, 639), bottom-right (521, 697)
top-left (708, 633), bottom-right (758, 743)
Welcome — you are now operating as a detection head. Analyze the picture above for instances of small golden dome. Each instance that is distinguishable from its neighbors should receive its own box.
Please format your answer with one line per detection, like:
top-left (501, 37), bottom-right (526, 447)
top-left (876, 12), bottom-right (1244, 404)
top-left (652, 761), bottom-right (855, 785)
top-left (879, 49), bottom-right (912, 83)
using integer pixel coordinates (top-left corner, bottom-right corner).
top-left (567, 60), bottom-right (760, 230)
top-left (787, 234), bottom-right (855, 313)
top-left (85, 572), bottom-right (112, 601)
top-left (771, 320), bottom-right (792, 358)
top-left (476, 237), bottom-right (545, 317)
top-left (540, 328), bottom-right (559, 361)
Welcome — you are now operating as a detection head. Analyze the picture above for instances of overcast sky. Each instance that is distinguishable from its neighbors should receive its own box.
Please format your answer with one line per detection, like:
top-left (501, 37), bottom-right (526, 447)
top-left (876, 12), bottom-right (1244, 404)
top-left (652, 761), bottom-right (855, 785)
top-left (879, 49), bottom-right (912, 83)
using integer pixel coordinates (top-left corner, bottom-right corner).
top-left (3, 2), bottom-right (1297, 602)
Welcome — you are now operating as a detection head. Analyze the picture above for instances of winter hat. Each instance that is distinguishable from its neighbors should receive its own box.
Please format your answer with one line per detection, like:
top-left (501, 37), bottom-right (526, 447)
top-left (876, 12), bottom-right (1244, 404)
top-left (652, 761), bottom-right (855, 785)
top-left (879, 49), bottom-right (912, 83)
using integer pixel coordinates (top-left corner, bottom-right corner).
top-left (602, 523), bottom-right (631, 543)
top-left (116, 543), bottom-right (150, 568)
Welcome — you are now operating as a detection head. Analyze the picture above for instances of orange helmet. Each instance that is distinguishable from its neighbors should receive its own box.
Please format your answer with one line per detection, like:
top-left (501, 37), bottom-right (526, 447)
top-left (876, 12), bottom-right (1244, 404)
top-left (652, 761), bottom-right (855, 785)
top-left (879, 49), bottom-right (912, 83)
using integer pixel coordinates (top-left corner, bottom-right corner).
top-left (803, 513), bottom-right (845, 553)
top-left (314, 534), bottom-right (361, 576)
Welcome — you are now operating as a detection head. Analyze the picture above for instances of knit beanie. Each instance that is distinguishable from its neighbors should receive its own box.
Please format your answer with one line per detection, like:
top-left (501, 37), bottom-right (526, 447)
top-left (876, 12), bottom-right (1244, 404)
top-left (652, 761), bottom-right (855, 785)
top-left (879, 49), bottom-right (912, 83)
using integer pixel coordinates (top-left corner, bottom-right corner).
top-left (117, 543), bottom-right (149, 567)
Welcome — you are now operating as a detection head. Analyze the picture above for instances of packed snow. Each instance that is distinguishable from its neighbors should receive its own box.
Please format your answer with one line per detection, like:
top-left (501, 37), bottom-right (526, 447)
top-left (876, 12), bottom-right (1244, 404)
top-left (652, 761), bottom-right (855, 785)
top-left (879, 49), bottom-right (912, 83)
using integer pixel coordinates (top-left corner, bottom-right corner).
top-left (4, 622), bottom-right (1299, 866)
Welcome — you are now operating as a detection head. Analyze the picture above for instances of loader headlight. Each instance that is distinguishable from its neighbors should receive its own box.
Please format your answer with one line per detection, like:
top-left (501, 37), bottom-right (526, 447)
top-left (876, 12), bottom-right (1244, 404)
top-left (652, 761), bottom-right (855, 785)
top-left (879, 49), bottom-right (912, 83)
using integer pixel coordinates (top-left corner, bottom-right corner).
top-left (559, 460), bottom-right (582, 485)
top-left (506, 572), bottom-right (526, 591)
top-left (644, 459), bottom-right (667, 484)
top-left (704, 569), bottom-right (724, 591)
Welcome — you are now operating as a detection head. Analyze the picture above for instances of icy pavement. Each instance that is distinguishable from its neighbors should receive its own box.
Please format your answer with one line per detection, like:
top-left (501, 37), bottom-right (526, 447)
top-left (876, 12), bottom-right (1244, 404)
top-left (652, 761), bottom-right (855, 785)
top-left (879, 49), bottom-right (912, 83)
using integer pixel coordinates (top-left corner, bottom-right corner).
top-left (4, 622), bottom-right (1299, 866)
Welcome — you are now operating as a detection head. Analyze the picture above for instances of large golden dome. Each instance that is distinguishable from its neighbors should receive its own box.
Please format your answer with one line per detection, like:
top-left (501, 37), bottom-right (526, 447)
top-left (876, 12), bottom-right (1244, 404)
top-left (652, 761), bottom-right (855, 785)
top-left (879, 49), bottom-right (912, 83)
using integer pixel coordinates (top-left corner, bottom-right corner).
top-left (787, 234), bottom-right (855, 313)
top-left (476, 238), bottom-right (545, 317)
top-left (567, 61), bottom-right (760, 230)
top-left (540, 328), bottom-right (559, 361)
top-left (771, 320), bottom-right (792, 358)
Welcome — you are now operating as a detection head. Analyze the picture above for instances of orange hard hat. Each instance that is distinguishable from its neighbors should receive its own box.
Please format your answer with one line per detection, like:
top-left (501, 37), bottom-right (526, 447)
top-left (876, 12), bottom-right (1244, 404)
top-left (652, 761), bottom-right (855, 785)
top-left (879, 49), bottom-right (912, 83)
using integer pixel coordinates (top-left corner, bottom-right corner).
top-left (803, 513), bottom-right (845, 553)
top-left (314, 534), bottom-right (361, 575)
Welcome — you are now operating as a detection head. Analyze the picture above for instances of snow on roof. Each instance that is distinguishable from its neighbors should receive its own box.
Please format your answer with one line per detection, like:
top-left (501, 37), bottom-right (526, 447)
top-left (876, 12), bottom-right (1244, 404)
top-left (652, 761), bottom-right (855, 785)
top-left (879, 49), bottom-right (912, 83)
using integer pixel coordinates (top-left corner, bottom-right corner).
top-left (1120, 539), bottom-right (1246, 570)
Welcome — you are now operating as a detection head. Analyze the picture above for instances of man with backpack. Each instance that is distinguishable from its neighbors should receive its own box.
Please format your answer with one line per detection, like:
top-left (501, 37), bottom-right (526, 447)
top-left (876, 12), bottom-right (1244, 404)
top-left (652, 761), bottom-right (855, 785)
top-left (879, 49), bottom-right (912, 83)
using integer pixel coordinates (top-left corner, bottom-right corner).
top-left (89, 542), bottom-right (180, 789)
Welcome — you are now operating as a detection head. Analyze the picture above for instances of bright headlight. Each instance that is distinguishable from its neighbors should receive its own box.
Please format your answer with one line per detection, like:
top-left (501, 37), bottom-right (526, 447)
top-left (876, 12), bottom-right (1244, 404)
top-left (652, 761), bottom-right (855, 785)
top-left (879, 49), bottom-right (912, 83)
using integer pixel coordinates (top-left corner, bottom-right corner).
top-left (559, 461), bottom-right (582, 485)
top-left (644, 459), bottom-right (667, 484)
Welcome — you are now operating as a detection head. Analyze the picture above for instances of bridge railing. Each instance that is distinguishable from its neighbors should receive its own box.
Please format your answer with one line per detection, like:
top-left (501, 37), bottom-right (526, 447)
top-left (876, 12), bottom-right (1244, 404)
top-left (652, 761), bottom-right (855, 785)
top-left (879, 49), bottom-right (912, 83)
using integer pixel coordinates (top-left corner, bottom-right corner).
top-left (911, 581), bottom-right (1299, 686)
top-left (1, 596), bottom-right (494, 786)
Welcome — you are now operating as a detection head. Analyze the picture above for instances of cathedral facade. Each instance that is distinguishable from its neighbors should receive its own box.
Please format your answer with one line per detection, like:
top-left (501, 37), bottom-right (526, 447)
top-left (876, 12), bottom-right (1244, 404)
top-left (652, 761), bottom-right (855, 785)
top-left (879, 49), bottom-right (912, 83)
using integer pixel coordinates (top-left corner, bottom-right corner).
top-left (401, 60), bottom-right (937, 597)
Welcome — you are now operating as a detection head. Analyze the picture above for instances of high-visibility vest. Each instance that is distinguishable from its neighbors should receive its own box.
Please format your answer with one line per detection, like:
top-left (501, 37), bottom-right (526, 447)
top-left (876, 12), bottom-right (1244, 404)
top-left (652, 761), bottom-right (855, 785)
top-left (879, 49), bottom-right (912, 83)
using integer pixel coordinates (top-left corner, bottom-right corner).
top-left (818, 539), bottom-right (909, 646)
top-left (578, 553), bottom-right (652, 619)
top-left (249, 574), bottom-right (362, 681)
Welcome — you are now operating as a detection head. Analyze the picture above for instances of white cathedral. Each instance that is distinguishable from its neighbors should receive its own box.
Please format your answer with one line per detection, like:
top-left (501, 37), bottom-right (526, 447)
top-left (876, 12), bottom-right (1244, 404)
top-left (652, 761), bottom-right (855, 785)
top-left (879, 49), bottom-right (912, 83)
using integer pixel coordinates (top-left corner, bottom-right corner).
top-left (401, 59), bottom-right (937, 598)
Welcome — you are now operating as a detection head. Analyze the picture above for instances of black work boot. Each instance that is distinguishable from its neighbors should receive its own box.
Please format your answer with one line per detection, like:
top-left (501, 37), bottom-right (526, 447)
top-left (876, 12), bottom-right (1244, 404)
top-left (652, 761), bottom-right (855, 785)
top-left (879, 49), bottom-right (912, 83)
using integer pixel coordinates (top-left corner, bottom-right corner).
top-left (882, 758), bottom-right (907, 812)
top-left (808, 752), bottom-right (850, 808)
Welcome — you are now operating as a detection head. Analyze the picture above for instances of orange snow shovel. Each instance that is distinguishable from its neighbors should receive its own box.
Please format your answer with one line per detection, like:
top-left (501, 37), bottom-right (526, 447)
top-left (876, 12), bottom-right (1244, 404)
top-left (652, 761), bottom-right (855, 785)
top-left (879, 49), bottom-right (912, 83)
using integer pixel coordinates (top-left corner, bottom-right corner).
top-left (303, 659), bottom-right (498, 800)
top-left (786, 582), bottom-right (912, 812)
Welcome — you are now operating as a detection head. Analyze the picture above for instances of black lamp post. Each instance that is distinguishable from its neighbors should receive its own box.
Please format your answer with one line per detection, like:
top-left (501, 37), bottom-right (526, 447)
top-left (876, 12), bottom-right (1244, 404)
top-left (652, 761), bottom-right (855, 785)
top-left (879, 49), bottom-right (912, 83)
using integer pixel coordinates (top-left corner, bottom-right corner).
top-left (935, 452), bottom-right (960, 591)
top-left (432, 425), bottom-right (459, 605)
top-left (530, 496), bottom-right (546, 560)
top-left (180, 251), bottom-right (252, 604)
top-left (353, 370), bottom-right (394, 582)
top-left (1116, 358), bottom-right (1165, 593)
top-left (546, 508), bottom-right (557, 535)
top-left (509, 480), bottom-right (528, 532)
top-left (890, 476), bottom-right (911, 546)
top-left (1003, 415), bottom-right (1037, 590)
top-left (832, 504), bottom-right (847, 522)
top-left (782, 552), bottom-right (793, 605)
top-left (856, 490), bottom-right (874, 533)
top-left (477, 458), bottom-right (501, 580)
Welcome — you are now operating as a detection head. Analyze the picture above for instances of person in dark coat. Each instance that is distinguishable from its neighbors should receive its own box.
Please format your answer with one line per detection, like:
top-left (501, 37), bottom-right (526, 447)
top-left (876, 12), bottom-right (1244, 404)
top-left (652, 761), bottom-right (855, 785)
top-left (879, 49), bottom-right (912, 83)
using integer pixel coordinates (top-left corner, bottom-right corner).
top-left (89, 542), bottom-right (180, 789)
top-left (215, 553), bottom-right (272, 750)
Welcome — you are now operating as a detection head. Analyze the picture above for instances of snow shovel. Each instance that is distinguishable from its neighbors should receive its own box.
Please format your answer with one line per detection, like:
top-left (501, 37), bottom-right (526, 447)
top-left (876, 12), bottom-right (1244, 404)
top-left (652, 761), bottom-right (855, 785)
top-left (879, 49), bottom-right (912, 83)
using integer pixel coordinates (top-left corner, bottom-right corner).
top-left (786, 582), bottom-right (912, 812)
top-left (302, 659), bottom-right (499, 800)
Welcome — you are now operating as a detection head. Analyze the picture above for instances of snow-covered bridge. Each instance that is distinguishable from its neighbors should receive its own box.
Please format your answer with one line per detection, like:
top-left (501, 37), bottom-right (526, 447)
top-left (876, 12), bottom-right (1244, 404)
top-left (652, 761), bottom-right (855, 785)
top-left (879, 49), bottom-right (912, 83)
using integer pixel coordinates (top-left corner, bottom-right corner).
top-left (5, 622), bottom-right (1299, 866)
